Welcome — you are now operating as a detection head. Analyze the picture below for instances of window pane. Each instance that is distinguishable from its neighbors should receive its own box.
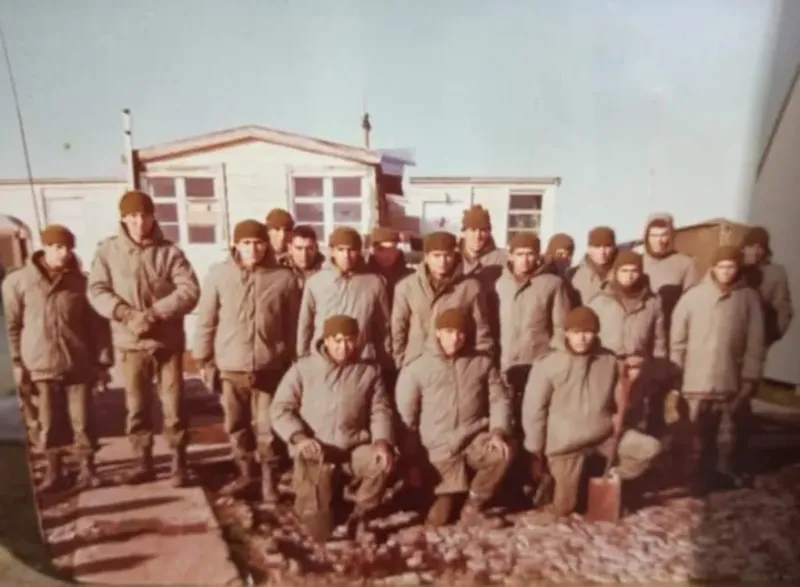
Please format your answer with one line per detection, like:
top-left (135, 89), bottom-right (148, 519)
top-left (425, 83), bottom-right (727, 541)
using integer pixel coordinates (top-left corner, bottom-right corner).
top-left (188, 224), bottom-right (216, 244)
top-left (161, 223), bottom-right (181, 242)
top-left (293, 177), bottom-right (324, 198)
top-left (186, 201), bottom-right (219, 224)
top-left (149, 177), bottom-right (176, 198)
top-left (509, 193), bottom-right (542, 211)
top-left (185, 177), bottom-right (215, 199)
top-left (155, 202), bottom-right (179, 223)
top-left (333, 177), bottom-right (362, 198)
top-left (333, 202), bottom-right (362, 223)
top-left (507, 229), bottom-right (539, 244)
top-left (508, 212), bottom-right (540, 230)
top-left (295, 202), bottom-right (324, 223)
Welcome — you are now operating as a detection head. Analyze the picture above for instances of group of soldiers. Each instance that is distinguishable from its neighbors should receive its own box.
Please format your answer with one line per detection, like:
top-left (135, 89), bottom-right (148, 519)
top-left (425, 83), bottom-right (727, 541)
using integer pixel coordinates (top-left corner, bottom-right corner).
top-left (2, 189), bottom-right (794, 542)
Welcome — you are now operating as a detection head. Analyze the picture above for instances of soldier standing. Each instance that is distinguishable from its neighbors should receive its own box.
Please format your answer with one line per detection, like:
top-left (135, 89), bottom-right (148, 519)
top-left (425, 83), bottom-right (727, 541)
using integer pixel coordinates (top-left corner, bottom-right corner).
top-left (396, 308), bottom-right (512, 527)
top-left (391, 231), bottom-right (493, 369)
top-left (522, 307), bottom-right (662, 518)
top-left (281, 224), bottom-right (325, 290)
top-left (366, 226), bottom-right (412, 308)
top-left (193, 220), bottom-right (300, 502)
top-left (88, 191), bottom-right (200, 486)
top-left (3, 225), bottom-right (113, 491)
top-left (740, 226), bottom-right (793, 348)
top-left (297, 227), bottom-right (391, 372)
top-left (570, 226), bottom-right (617, 306)
top-left (265, 208), bottom-right (294, 260)
top-left (270, 315), bottom-right (396, 541)
top-left (669, 245), bottom-right (766, 492)
top-left (544, 233), bottom-right (576, 278)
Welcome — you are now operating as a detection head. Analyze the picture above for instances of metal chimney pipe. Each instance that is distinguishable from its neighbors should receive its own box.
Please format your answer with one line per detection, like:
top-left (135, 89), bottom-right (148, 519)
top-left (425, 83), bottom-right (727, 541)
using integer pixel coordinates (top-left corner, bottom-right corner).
top-left (122, 108), bottom-right (135, 189)
top-left (361, 112), bottom-right (372, 149)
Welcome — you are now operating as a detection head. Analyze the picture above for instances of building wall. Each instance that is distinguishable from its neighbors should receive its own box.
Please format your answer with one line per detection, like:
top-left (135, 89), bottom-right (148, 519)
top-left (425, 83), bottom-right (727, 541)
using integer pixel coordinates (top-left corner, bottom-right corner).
top-left (750, 75), bottom-right (800, 386)
top-left (138, 140), bottom-right (379, 341)
top-left (0, 180), bottom-right (126, 269)
top-left (397, 179), bottom-right (558, 247)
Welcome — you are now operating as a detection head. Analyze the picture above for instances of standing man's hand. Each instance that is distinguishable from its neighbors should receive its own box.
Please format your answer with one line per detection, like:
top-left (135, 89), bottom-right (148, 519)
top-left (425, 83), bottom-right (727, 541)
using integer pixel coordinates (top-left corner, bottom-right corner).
top-left (293, 434), bottom-right (322, 460)
top-left (664, 389), bottom-right (682, 425)
top-left (12, 363), bottom-right (29, 387)
top-left (93, 368), bottom-right (112, 393)
top-left (373, 440), bottom-right (395, 473)
top-left (488, 430), bottom-right (510, 461)
top-left (200, 362), bottom-right (217, 392)
top-left (731, 379), bottom-right (758, 412)
top-left (530, 452), bottom-right (547, 481)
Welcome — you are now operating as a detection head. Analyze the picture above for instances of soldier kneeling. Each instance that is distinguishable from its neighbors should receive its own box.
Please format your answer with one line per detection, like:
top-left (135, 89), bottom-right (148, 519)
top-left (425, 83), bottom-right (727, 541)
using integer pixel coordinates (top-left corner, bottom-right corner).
top-left (396, 308), bottom-right (513, 527)
top-left (522, 307), bottom-right (661, 518)
top-left (270, 315), bottom-right (396, 542)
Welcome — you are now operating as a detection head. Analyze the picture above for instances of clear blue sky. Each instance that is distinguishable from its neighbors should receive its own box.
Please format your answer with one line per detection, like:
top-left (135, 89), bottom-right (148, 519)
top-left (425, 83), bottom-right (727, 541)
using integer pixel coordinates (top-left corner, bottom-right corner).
top-left (0, 0), bottom-right (795, 242)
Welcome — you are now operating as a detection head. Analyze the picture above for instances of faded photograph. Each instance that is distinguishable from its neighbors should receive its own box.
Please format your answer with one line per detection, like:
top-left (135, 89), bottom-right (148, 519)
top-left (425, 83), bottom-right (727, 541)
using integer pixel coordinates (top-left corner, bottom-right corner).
top-left (0, 1), bottom-right (799, 585)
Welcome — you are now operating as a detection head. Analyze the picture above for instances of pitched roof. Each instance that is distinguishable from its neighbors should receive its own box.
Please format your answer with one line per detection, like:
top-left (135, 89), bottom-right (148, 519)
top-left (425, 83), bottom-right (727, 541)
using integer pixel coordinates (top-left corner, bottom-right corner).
top-left (409, 176), bottom-right (561, 186)
top-left (135, 124), bottom-right (402, 166)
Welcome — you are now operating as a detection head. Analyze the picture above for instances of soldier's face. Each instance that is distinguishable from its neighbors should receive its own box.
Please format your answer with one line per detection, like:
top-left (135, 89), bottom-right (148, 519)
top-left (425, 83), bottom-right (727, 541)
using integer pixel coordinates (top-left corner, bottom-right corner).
top-left (510, 247), bottom-right (538, 275)
top-left (712, 260), bottom-right (739, 285)
top-left (289, 237), bottom-right (317, 269)
top-left (436, 328), bottom-right (465, 356)
top-left (565, 330), bottom-right (596, 354)
top-left (615, 265), bottom-right (641, 288)
top-left (325, 334), bottom-right (357, 363)
top-left (587, 245), bottom-right (615, 266)
top-left (122, 212), bottom-right (155, 242)
top-left (742, 244), bottom-right (765, 266)
top-left (332, 245), bottom-right (360, 272)
top-left (236, 238), bottom-right (268, 267)
top-left (42, 244), bottom-right (72, 269)
top-left (462, 228), bottom-right (489, 252)
top-left (268, 227), bottom-right (290, 253)
top-left (372, 242), bottom-right (400, 268)
top-left (553, 248), bottom-right (573, 269)
top-left (425, 250), bottom-right (455, 279)
top-left (647, 226), bottom-right (671, 254)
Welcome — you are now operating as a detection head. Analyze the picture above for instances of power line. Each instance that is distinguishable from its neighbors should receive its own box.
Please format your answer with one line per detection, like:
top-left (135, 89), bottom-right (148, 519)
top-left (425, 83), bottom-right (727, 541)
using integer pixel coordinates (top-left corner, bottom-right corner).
top-left (0, 14), bottom-right (43, 234)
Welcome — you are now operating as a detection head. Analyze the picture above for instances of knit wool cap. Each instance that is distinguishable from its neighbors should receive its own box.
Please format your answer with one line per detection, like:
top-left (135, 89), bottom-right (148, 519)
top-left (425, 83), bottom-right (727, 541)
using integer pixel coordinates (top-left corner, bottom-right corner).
top-left (265, 208), bottom-right (294, 230)
top-left (546, 233), bottom-right (575, 256)
top-left (329, 226), bottom-right (363, 249)
top-left (323, 315), bottom-right (359, 338)
top-left (741, 226), bottom-right (770, 250)
top-left (564, 307), bottom-right (600, 333)
top-left (119, 190), bottom-right (155, 217)
top-left (40, 224), bottom-right (75, 249)
top-left (461, 205), bottom-right (492, 231)
top-left (646, 213), bottom-right (675, 231)
top-left (435, 307), bottom-right (467, 332)
top-left (371, 226), bottom-right (399, 245)
top-left (509, 232), bottom-right (541, 253)
top-left (233, 220), bottom-right (267, 243)
top-left (423, 231), bottom-right (457, 253)
top-left (712, 245), bottom-right (742, 266)
top-left (613, 250), bottom-right (643, 271)
top-left (588, 226), bottom-right (616, 247)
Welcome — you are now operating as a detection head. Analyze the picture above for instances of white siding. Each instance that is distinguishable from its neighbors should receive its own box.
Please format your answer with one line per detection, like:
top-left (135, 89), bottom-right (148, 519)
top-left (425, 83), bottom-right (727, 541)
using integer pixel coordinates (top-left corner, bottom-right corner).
top-left (400, 180), bottom-right (558, 247)
top-left (751, 79), bottom-right (800, 386)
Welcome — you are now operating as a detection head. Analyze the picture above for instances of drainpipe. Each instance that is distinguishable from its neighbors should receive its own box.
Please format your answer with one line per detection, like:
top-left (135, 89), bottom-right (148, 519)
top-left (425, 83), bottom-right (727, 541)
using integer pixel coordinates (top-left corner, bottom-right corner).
top-left (122, 109), bottom-right (135, 190)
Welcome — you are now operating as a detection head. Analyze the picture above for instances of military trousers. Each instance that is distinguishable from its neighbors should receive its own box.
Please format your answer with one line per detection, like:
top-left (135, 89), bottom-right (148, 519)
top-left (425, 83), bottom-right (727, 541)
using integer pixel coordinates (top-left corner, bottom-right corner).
top-left (17, 381), bottom-right (40, 450)
top-left (547, 429), bottom-right (661, 516)
top-left (118, 349), bottom-right (186, 451)
top-left (219, 369), bottom-right (285, 464)
top-left (33, 379), bottom-right (96, 457)
top-left (686, 395), bottom-right (751, 479)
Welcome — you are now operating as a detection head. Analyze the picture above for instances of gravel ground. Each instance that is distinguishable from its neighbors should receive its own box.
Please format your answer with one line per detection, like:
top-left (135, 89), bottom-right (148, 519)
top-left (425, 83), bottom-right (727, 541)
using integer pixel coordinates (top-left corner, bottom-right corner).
top-left (211, 463), bottom-right (800, 585)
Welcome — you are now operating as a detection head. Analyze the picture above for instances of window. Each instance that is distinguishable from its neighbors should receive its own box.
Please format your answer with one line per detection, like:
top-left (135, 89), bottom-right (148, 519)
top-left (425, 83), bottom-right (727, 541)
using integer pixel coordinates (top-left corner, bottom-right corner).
top-left (292, 175), bottom-right (365, 242)
top-left (506, 192), bottom-right (543, 244)
top-left (143, 175), bottom-right (223, 245)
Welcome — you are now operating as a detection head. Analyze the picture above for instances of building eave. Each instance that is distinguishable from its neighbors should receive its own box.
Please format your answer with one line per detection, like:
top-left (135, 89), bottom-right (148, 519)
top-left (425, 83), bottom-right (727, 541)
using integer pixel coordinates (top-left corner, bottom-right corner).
top-left (0, 177), bottom-right (126, 187)
top-left (135, 124), bottom-right (386, 166)
top-left (409, 176), bottom-right (561, 186)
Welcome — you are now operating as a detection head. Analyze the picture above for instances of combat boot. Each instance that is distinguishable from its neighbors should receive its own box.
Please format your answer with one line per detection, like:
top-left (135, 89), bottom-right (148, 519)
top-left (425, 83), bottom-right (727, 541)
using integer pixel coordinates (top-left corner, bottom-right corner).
top-left (425, 495), bottom-right (454, 527)
top-left (260, 460), bottom-right (279, 505)
top-left (119, 446), bottom-right (155, 485)
top-left (170, 447), bottom-right (188, 488)
top-left (220, 455), bottom-right (257, 497)
top-left (75, 453), bottom-right (102, 490)
top-left (39, 452), bottom-right (68, 493)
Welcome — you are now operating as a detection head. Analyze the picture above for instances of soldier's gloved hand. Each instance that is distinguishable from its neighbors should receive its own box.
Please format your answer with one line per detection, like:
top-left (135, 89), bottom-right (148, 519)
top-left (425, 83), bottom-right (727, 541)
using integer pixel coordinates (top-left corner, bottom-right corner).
top-left (294, 435), bottom-right (322, 460)
top-left (125, 310), bottom-right (153, 336)
top-left (12, 363), bottom-right (29, 386)
top-left (372, 440), bottom-right (395, 473)
top-left (530, 452), bottom-right (547, 481)
top-left (663, 389), bottom-right (682, 425)
top-left (93, 368), bottom-right (112, 393)
top-left (731, 379), bottom-right (758, 412)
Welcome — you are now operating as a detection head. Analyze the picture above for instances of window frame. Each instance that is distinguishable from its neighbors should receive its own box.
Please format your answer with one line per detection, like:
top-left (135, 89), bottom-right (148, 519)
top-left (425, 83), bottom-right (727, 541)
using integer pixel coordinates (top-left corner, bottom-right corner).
top-left (290, 171), bottom-right (369, 242)
top-left (506, 190), bottom-right (544, 243)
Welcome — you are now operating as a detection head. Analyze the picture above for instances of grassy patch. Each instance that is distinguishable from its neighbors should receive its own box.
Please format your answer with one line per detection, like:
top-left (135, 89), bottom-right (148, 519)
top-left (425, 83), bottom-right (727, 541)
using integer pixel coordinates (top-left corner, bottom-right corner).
top-left (758, 380), bottom-right (800, 410)
top-left (0, 442), bottom-right (68, 584)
